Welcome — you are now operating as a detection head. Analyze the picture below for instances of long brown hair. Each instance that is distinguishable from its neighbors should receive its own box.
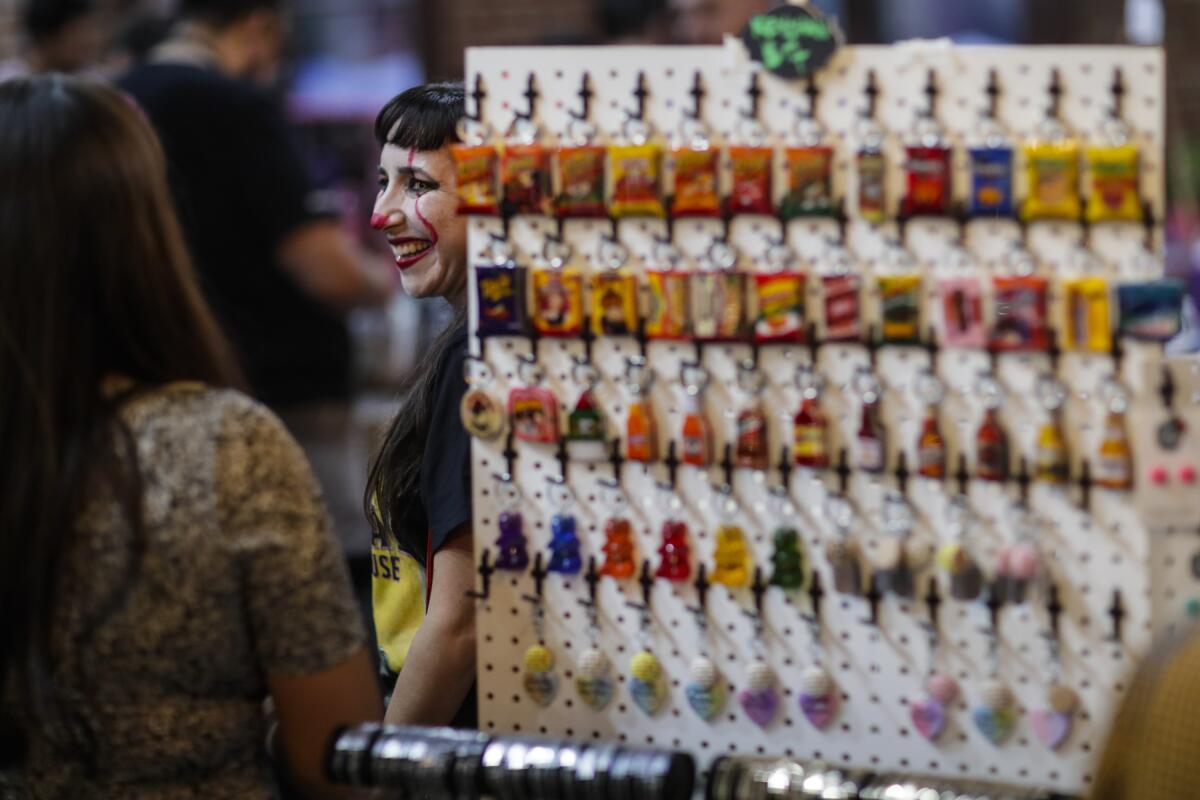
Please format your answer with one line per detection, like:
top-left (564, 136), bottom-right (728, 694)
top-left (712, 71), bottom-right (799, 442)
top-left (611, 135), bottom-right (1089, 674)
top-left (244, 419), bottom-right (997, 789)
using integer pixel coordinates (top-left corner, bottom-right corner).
top-left (0, 76), bottom-right (241, 758)
top-left (363, 82), bottom-right (466, 551)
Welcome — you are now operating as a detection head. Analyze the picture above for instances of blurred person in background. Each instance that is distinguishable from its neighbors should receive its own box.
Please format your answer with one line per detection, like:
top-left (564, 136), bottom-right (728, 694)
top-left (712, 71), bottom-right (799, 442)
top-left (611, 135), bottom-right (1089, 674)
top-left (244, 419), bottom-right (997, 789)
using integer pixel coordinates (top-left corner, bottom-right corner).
top-left (364, 83), bottom-right (476, 728)
top-left (0, 0), bottom-right (110, 81)
top-left (119, 0), bottom-right (397, 555)
top-left (598, 0), bottom-right (670, 43)
top-left (668, 0), bottom-right (772, 44)
top-left (0, 75), bottom-right (381, 800)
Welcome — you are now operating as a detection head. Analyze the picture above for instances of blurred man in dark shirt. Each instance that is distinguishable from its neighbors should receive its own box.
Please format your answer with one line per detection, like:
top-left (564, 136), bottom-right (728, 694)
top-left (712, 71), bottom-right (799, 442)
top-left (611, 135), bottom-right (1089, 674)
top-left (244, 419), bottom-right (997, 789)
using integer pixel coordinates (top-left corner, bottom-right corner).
top-left (120, 0), bottom-right (395, 550)
top-left (0, 0), bottom-right (110, 80)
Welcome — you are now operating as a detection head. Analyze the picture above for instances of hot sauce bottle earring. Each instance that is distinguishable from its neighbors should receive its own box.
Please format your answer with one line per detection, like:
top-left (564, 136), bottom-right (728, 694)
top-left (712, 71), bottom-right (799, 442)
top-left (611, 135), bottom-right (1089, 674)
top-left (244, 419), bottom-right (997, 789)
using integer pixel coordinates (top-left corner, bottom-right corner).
top-left (855, 69), bottom-right (888, 225)
top-left (1022, 69), bottom-right (1081, 223)
top-left (1086, 68), bottom-right (1141, 224)
top-left (508, 355), bottom-right (560, 445)
top-left (793, 363), bottom-right (828, 470)
top-left (623, 356), bottom-right (658, 463)
top-left (824, 493), bottom-right (864, 596)
top-left (679, 362), bottom-right (712, 467)
top-left (855, 368), bottom-right (887, 475)
top-left (1096, 376), bottom-right (1133, 491)
top-left (1034, 375), bottom-right (1069, 485)
top-left (780, 77), bottom-right (834, 220)
top-left (968, 70), bottom-right (1015, 219)
top-left (493, 473), bottom-right (529, 572)
top-left (597, 479), bottom-right (637, 580)
top-left (974, 373), bottom-right (1010, 484)
top-left (901, 70), bottom-right (952, 218)
top-left (530, 237), bottom-right (584, 338)
top-left (735, 359), bottom-right (769, 470)
top-left (461, 356), bottom-right (506, 441)
top-left (545, 477), bottom-right (582, 575)
top-left (915, 369), bottom-right (947, 481)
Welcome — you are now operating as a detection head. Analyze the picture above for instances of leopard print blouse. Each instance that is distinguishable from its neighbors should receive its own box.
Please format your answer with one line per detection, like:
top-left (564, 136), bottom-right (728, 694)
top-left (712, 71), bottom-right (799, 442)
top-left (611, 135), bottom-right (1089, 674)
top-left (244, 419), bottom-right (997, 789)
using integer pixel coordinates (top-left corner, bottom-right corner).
top-left (1, 383), bottom-right (366, 799)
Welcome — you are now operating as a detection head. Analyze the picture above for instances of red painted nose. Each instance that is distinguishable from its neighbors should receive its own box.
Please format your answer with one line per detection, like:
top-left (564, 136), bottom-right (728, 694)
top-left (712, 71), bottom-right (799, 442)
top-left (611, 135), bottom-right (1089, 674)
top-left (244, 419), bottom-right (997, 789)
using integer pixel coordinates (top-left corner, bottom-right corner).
top-left (369, 213), bottom-right (391, 230)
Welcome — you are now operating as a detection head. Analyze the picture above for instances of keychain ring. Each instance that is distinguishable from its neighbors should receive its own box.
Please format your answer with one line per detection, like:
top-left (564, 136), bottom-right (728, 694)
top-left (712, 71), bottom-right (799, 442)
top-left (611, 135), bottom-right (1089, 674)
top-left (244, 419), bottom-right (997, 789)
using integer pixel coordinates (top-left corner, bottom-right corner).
top-left (542, 236), bottom-right (573, 269)
top-left (624, 355), bottom-right (653, 392)
top-left (650, 237), bottom-right (683, 269)
top-left (736, 359), bottom-right (766, 395)
top-left (463, 354), bottom-right (494, 387)
top-left (506, 115), bottom-right (540, 145)
top-left (596, 236), bottom-right (630, 271)
top-left (622, 116), bottom-right (651, 146)
top-left (517, 353), bottom-right (545, 386)
top-left (736, 116), bottom-right (768, 148)
top-left (486, 234), bottom-right (516, 267)
top-left (704, 238), bottom-right (738, 272)
top-left (679, 361), bottom-right (710, 395)
top-left (570, 358), bottom-right (599, 389)
top-left (565, 116), bottom-right (597, 147)
top-left (455, 116), bottom-right (492, 146)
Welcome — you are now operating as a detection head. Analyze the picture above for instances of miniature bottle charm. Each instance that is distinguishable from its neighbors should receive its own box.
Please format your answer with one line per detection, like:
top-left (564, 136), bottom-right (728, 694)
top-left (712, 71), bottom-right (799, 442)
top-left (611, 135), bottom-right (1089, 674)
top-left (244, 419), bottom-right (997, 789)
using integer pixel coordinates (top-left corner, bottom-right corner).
top-left (856, 75), bottom-right (888, 225)
top-left (685, 656), bottom-right (725, 721)
top-left (856, 372), bottom-right (886, 475)
top-left (915, 370), bottom-right (947, 480)
top-left (975, 376), bottom-right (1009, 483)
top-left (1096, 386), bottom-right (1133, 491)
top-left (793, 371), bottom-right (828, 469)
top-left (798, 665), bottom-right (839, 730)
top-left (575, 646), bottom-right (615, 711)
top-left (711, 524), bottom-right (752, 588)
top-left (522, 644), bottom-right (559, 707)
top-left (656, 520), bottom-right (692, 582)
top-left (625, 358), bottom-right (658, 462)
top-left (735, 362), bottom-right (770, 470)
top-left (629, 650), bottom-right (667, 716)
top-left (739, 661), bottom-right (780, 728)
top-left (973, 679), bottom-right (1017, 746)
top-left (1035, 378), bottom-right (1069, 484)
top-left (680, 364), bottom-right (711, 467)
top-left (769, 528), bottom-right (805, 590)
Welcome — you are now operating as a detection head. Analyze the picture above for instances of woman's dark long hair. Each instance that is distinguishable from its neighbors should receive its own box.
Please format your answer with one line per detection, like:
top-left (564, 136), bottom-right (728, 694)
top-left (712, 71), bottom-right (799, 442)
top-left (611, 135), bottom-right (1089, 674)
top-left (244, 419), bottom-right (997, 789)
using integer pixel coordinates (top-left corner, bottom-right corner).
top-left (364, 82), bottom-right (466, 551)
top-left (0, 76), bottom-right (241, 757)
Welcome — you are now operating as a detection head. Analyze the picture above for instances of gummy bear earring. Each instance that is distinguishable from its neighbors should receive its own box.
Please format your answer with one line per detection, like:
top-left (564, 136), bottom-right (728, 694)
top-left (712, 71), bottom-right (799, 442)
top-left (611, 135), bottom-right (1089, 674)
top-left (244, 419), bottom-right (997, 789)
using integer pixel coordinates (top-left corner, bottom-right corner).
top-left (711, 486), bottom-right (751, 589)
top-left (545, 477), bottom-right (581, 575)
top-left (597, 479), bottom-right (637, 580)
top-left (683, 565), bottom-right (725, 722)
top-left (521, 555), bottom-right (558, 707)
top-left (492, 473), bottom-right (529, 572)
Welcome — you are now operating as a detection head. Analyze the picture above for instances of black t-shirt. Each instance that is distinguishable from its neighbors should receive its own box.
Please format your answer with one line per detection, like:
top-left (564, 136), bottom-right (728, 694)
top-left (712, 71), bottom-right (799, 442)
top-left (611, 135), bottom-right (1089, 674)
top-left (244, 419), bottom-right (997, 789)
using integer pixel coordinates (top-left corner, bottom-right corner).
top-left (119, 63), bottom-right (350, 408)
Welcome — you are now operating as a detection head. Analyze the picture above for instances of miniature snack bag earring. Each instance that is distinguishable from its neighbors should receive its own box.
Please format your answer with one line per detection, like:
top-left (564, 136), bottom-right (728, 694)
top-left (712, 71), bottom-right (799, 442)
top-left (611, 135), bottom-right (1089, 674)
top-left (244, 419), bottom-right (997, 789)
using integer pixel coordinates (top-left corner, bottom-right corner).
top-left (609, 95), bottom-right (665, 218)
top-left (590, 237), bottom-right (639, 338)
top-left (780, 77), bottom-right (834, 220)
top-left (902, 70), bottom-right (952, 218)
top-left (752, 239), bottom-right (805, 344)
top-left (690, 239), bottom-right (748, 342)
top-left (452, 109), bottom-right (500, 216)
top-left (475, 238), bottom-right (528, 338)
top-left (501, 111), bottom-right (552, 217)
top-left (645, 240), bottom-right (691, 341)
top-left (728, 106), bottom-right (774, 217)
top-left (1085, 68), bottom-right (1141, 224)
top-left (508, 356), bottom-right (560, 444)
top-left (555, 109), bottom-right (607, 219)
top-left (530, 238), bottom-right (584, 338)
top-left (968, 69), bottom-right (1015, 219)
top-left (1022, 69), bottom-right (1081, 222)
top-left (856, 70), bottom-right (888, 225)
top-left (669, 86), bottom-right (721, 219)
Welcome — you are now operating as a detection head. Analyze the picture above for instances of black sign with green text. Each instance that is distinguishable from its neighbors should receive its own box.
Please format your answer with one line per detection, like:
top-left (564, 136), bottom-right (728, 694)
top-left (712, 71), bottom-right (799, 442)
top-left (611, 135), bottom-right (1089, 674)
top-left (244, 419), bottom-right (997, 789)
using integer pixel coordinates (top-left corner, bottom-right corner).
top-left (740, 4), bottom-right (840, 79)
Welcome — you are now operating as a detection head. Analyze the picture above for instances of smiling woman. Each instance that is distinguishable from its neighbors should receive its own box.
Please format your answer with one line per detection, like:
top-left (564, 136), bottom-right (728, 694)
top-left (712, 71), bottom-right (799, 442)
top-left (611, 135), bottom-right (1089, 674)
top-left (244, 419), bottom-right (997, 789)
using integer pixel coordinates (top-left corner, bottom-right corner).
top-left (363, 83), bottom-right (480, 728)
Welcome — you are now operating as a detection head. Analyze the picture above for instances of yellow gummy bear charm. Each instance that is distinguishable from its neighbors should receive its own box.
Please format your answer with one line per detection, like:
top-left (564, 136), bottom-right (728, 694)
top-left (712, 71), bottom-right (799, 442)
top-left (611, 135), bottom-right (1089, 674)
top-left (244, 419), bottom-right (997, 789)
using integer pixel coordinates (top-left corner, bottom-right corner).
top-left (711, 525), bottom-right (752, 588)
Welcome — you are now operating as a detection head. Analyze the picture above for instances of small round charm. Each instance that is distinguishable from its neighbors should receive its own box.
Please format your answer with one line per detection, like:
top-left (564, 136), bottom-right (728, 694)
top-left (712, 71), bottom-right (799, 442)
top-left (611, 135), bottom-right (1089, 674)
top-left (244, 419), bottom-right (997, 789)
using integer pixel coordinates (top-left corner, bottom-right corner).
top-left (1048, 683), bottom-right (1079, 715)
top-left (460, 387), bottom-right (505, 440)
top-left (745, 662), bottom-right (775, 693)
top-left (522, 644), bottom-right (558, 708)
top-left (982, 679), bottom-right (1012, 711)
top-left (1158, 416), bottom-right (1186, 450)
top-left (926, 673), bottom-right (959, 705)
top-left (579, 647), bottom-right (610, 678)
top-left (575, 647), bottom-right (615, 712)
top-left (629, 651), bottom-right (666, 716)
top-left (800, 665), bottom-right (833, 698)
top-left (690, 657), bottom-right (718, 690)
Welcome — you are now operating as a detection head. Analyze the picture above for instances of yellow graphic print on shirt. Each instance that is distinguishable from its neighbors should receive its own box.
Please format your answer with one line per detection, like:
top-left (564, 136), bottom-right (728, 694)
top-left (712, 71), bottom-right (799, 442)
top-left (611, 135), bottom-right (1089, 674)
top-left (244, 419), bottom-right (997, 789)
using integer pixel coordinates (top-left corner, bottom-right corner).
top-left (371, 542), bottom-right (425, 681)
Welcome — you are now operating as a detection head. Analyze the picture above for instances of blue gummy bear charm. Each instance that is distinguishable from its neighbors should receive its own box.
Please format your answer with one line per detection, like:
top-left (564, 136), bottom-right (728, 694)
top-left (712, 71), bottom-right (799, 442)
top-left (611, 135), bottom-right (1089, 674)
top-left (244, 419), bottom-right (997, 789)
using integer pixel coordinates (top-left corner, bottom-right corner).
top-left (546, 513), bottom-right (582, 574)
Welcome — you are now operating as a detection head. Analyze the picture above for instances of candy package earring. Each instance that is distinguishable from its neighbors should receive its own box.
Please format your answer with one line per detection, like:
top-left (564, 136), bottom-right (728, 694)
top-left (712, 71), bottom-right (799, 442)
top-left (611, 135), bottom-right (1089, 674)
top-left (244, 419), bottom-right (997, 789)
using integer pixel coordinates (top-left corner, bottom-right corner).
top-left (1086, 69), bottom-right (1141, 223)
top-left (1022, 69), bottom-right (1081, 222)
top-left (679, 363), bottom-right (712, 467)
top-left (690, 240), bottom-right (748, 341)
top-left (501, 120), bottom-right (553, 217)
top-left (493, 474), bottom-right (529, 571)
top-left (508, 356), bottom-right (560, 444)
top-left (530, 239), bottom-right (584, 338)
top-left (752, 240), bottom-right (806, 344)
top-left (780, 80), bottom-right (835, 219)
top-left (555, 115), bottom-right (607, 219)
top-left (669, 112), bottom-right (721, 218)
top-left (991, 275), bottom-right (1050, 352)
top-left (609, 111), bottom-right (665, 218)
top-left (968, 71), bottom-right (1015, 218)
top-left (939, 275), bottom-right (986, 348)
top-left (475, 239), bottom-right (527, 338)
top-left (901, 70), bottom-right (952, 218)
top-left (645, 240), bottom-right (690, 340)
top-left (879, 273), bottom-right (923, 345)
top-left (590, 237), bottom-right (639, 337)
top-left (452, 113), bottom-right (500, 216)
top-left (1064, 276), bottom-right (1112, 353)
top-left (1117, 279), bottom-right (1185, 342)
top-left (460, 356), bottom-right (506, 441)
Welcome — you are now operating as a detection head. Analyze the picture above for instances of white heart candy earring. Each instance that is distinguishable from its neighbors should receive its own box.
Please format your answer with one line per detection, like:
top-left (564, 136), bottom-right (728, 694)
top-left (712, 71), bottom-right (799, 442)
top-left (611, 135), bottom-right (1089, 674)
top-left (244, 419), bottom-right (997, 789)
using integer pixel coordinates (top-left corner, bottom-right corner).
top-left (520, 555), bottom-right (558, 707)
top-left (797, 577), bottom-right (838, 730)
top-left (1029, 581), bottom-right (1078, 750)
top-left (909, 583), bottom-right (957, 742)
top-left (574, 559), bottom-right (614, 712)
top-left (683, 565), bottom-right (725, 721)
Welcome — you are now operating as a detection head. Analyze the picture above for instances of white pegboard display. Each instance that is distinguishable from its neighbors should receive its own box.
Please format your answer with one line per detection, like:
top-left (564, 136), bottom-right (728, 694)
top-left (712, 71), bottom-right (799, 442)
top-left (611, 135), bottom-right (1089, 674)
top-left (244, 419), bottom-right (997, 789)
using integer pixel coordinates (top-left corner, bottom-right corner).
top-left (458, 43), bottom-right (1197, 795)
